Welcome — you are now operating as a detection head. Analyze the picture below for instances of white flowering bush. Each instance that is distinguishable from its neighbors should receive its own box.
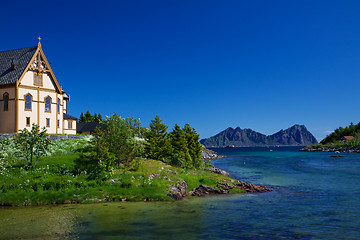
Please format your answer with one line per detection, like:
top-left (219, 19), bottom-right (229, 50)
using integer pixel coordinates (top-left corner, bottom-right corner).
top-left (47, 135), bottom-right (93, 156)
top-left (0, 137), bottom-right (22, 174)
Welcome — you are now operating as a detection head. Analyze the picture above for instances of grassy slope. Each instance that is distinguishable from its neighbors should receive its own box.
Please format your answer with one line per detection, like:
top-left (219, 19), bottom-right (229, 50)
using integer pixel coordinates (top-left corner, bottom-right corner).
top-left (0, 155), bottom-right (240, 206)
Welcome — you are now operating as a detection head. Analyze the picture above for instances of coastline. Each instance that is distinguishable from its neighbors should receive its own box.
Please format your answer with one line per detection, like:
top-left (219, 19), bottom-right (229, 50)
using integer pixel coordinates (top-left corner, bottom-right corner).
top-left (300, 146), bottom-right (360, 153)
top-left (0, 157), bottom-right (269, 206)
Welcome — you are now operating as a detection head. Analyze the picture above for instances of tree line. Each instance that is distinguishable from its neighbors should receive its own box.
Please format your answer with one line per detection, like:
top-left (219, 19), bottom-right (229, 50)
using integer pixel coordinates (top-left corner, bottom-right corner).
top-left (79, 114), bottom-right (203, 179)
top-left (321, 122), bottom-right (360, 144)
top-left (79, 110), bottom-right (103, 122)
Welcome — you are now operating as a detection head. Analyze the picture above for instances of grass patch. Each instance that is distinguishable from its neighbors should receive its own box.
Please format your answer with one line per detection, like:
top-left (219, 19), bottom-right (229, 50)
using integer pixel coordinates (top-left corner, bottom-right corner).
top-left (0, 155), bottom-right (241, 206)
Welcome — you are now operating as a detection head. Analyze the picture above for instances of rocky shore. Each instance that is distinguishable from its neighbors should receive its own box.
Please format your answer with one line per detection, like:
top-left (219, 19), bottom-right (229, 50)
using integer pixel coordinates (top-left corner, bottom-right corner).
top-left (167, 167), bottom-right (271, 200)
top-left (202, 147), bottom-right (225, 159)
top-left (300, 146), bottom-right (360, 153)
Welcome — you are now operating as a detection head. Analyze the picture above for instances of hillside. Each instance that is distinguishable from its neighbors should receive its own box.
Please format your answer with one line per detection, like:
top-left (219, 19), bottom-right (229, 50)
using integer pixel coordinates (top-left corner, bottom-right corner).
top-left (200, 124), bottom-right (318, 148)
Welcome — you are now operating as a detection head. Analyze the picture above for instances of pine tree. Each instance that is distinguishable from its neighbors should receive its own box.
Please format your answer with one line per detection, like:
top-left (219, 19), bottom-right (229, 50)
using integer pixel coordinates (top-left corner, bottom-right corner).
top-left (84, 110), bottom-right (93, 122)
top-left (79, 112), bottom-right (84, 122)
top-left (98, 113), bottom-right (103, 122)
top-left (168, 124), bottom-right (191, 167)
top-left (183, 123), bottom-right (203, 169)
top-left (94, 113), bottom-right (98, 122)
top-left (145, 115), bottom-right (173, 162)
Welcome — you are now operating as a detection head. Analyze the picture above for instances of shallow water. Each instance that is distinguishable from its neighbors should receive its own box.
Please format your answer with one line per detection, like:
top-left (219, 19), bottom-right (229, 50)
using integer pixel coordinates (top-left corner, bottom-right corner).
top-left (1, 147), bottom-right (360, 239)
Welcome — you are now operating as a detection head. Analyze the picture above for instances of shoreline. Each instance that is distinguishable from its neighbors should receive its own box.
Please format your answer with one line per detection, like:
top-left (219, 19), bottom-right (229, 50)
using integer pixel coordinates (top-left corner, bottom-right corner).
top-left (300, 147), bottom-right (360, 153)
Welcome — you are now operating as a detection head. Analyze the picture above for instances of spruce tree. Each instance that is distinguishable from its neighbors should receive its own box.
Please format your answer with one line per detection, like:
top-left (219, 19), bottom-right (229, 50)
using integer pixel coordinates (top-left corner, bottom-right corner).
top-left (94, 113), bottom-right (98, 122)
top-left (84, 110), bottom-right (93, 122)
top-left (79, 112), bottom-right (84, 122)
top-left (145, 115), bottom-right (173, 162)
top-left (183, 123), bottom-right (203, 169)
top-left (168, 124), bottom-right (191, 167)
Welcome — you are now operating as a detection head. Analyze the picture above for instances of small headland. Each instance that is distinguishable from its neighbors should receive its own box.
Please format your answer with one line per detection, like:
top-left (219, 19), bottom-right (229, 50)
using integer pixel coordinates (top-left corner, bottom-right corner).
top-left (300, 145), bottom-right (360, 153)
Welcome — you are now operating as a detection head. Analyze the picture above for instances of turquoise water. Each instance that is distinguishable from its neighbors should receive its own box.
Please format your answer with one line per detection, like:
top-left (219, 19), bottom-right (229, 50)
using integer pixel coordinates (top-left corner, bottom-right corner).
top-left (1, 147), bottom-right (360, 239)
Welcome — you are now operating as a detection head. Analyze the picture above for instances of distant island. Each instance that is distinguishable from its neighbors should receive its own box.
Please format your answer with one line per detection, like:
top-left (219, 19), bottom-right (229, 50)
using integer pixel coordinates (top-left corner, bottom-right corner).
top-left (301, 122), bottom-right (360, 153)
top-left (200, 124), bottom-right (318, 148)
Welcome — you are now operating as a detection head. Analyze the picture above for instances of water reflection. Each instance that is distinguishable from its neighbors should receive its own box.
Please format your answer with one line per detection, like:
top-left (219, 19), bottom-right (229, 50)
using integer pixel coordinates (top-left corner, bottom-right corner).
top-left (2, 148), bottom-right (360, 239)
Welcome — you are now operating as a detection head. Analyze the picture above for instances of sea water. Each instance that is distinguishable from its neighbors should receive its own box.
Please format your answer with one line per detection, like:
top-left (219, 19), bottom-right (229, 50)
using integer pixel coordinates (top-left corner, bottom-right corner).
top-left (1, 147), bottom-right (360, 239)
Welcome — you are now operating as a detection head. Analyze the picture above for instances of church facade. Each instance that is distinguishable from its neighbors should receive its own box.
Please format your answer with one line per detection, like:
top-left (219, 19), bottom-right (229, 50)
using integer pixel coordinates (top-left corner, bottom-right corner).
top-left (0, 39), bottom-right (77, 134)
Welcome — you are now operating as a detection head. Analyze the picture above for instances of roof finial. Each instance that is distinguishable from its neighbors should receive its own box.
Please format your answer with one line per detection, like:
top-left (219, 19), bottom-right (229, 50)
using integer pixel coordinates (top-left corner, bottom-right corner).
top-left (38, 36), bottom-right (41, 47)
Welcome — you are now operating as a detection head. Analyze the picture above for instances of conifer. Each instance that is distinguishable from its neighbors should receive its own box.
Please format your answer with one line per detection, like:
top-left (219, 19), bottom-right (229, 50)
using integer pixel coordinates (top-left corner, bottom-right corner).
top-left (183, 123), bottom-right (202, 168)
top-left (145, 115), bottom-right (173, 162)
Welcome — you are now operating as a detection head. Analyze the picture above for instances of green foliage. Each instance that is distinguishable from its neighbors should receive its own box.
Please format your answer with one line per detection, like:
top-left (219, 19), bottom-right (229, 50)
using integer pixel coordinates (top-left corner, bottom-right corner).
top-left (79, 110), bottom-right (103, 122)
top-left (308, 135), bottom-right (360, 150)
top-left (125, 116), bottom-right (142, 138)
top-left (144, 116), bottom-right (204, 169)
top-left (102, 114), bottom-right (139, 168)
top-left (168, 124), bottom-right (190, 167)
top-left (183, 123), bottom-right (203, 169)
top-left (14, 124), bottom-right (52, 169)
top-left (75, 114), bottom-right (141, 180)
top-left (144, 115), bottom-right (173, 161)
top-left (321, 122), bottom-right (360, 144)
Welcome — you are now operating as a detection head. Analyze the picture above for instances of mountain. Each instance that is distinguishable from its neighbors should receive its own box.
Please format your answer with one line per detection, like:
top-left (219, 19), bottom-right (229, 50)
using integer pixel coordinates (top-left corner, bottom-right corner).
top-left (200, 125), bottom-right (318, 147)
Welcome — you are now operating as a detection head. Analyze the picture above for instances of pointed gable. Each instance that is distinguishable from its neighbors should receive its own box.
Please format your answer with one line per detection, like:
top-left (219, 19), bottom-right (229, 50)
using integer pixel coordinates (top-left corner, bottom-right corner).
top-left (0, 46), bottom-right (38, 86)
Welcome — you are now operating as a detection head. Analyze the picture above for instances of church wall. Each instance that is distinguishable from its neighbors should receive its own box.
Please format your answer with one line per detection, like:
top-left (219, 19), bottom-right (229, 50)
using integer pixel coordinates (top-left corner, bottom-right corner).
top-left (39, 90), bottom-right (58, 134)
top-left (18, 70), bottom-right (64, 134)
top-left (64, 119), bottom-right (77, 135)
top-left (42, 73), bottom-right (57, 90)
top-left (0, 86), bottom-right (16, 133)
top-left (18, 88), bottom-right (38, 131)
top-left (21, 71), bottom-right (56, 91)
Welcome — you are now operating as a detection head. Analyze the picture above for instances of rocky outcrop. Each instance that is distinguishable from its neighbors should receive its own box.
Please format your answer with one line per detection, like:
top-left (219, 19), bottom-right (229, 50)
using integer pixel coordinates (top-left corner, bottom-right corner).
top-left (234, 180), bottom-right (270, 193)
top-left (167, 180), bottom-right (188, 200)
top-left (202, 147), bottom-right (224, 159)
top-left (167, 177), bottom-right (271, 200)
top-left (189, 181), bottom-right (270, 197)
top-left (189, 184), bottom-right (227, 196)
top-left (201, 124), bottom-right (318, 148)
top-left (211, 168), bottom-right (230, 177)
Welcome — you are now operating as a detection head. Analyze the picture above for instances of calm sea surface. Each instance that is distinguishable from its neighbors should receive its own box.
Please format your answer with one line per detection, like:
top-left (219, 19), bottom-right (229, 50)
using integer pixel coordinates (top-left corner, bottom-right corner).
top-left (1, 147), bottom-right (360, 239)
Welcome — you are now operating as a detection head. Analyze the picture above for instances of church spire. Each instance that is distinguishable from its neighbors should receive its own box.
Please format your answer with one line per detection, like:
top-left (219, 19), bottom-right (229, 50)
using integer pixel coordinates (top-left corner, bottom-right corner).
top-left (38, 36), bottom-right (42, 47)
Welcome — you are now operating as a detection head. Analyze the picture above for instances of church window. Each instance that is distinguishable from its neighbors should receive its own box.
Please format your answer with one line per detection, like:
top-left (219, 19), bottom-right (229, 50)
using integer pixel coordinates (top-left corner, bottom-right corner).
top-left (34, 72), bottom-right (43, 86)
top-left (57, 98), bottom-right (60, 113)
top-left (3, 93), bottom-right (9, 111)
top-left (45, 96), bottom-right (51, 112)
top-left (46, 118), bottom-right (50, 127)
top-left (26, 117), bottom-right (30, 127)
top-left (25, 94), bottom-right (32, 110)
top-left (68, 120), bottom-right (73, 129)
top-left (57, 120), bottom-right (60, 128)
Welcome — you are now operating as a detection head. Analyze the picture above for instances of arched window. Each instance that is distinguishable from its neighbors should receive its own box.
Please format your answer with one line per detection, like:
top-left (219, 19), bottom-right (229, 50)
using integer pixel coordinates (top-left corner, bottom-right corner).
top-left (45, 96), bottom-right (51, 112)
top-left (3, 92), bottom-right (9, 111)
top-left (25, 94), bottom-right (32, 110)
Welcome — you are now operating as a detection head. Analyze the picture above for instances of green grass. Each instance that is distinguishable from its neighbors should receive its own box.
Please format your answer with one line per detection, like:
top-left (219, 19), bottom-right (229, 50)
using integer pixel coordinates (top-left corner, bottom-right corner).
top-left (0, 154), bottom-right (241, 206)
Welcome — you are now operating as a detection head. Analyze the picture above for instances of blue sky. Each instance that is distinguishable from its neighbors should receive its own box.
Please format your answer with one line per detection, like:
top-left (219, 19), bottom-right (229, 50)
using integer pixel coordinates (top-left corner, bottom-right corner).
top-left (1, 0), bottom-right (360, 141)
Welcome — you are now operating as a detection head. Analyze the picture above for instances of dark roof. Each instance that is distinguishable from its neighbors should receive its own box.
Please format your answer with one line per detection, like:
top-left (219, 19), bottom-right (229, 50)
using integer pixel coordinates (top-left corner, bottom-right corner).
top-left (0, 46), bottom-right (38, 86)
top-left (63, 113), bottom-right (78, 120)
top-left (77, 122), bottom-right (100, 132)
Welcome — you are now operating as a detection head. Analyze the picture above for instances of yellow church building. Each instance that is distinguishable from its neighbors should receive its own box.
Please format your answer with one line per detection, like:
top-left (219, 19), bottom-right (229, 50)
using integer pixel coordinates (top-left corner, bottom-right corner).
top-left (0, 38), bottom-right (77, 134)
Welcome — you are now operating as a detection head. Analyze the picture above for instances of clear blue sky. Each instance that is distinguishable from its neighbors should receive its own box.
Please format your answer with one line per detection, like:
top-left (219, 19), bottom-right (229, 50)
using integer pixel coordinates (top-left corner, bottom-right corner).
top-left (1, 0), bottom-right (360, 141)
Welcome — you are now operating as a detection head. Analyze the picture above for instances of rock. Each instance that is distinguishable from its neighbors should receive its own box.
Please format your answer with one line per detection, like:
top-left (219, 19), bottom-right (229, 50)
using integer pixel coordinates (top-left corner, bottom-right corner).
top-left (191, 184), bottom-right (227, 196)
top-left (212, 168), bottom-right (230, 176)
top-left (167, 180), bottom-right (188, 200)
top-left (234, 180), bottom-right (270, 193)
top-left (202, 146), bottom-right (224, 159)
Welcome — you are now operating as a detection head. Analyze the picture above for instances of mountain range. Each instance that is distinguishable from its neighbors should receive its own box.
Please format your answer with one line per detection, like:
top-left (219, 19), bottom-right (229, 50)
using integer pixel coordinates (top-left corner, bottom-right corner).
top-left (200, 124), bottom-right (318, 148)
